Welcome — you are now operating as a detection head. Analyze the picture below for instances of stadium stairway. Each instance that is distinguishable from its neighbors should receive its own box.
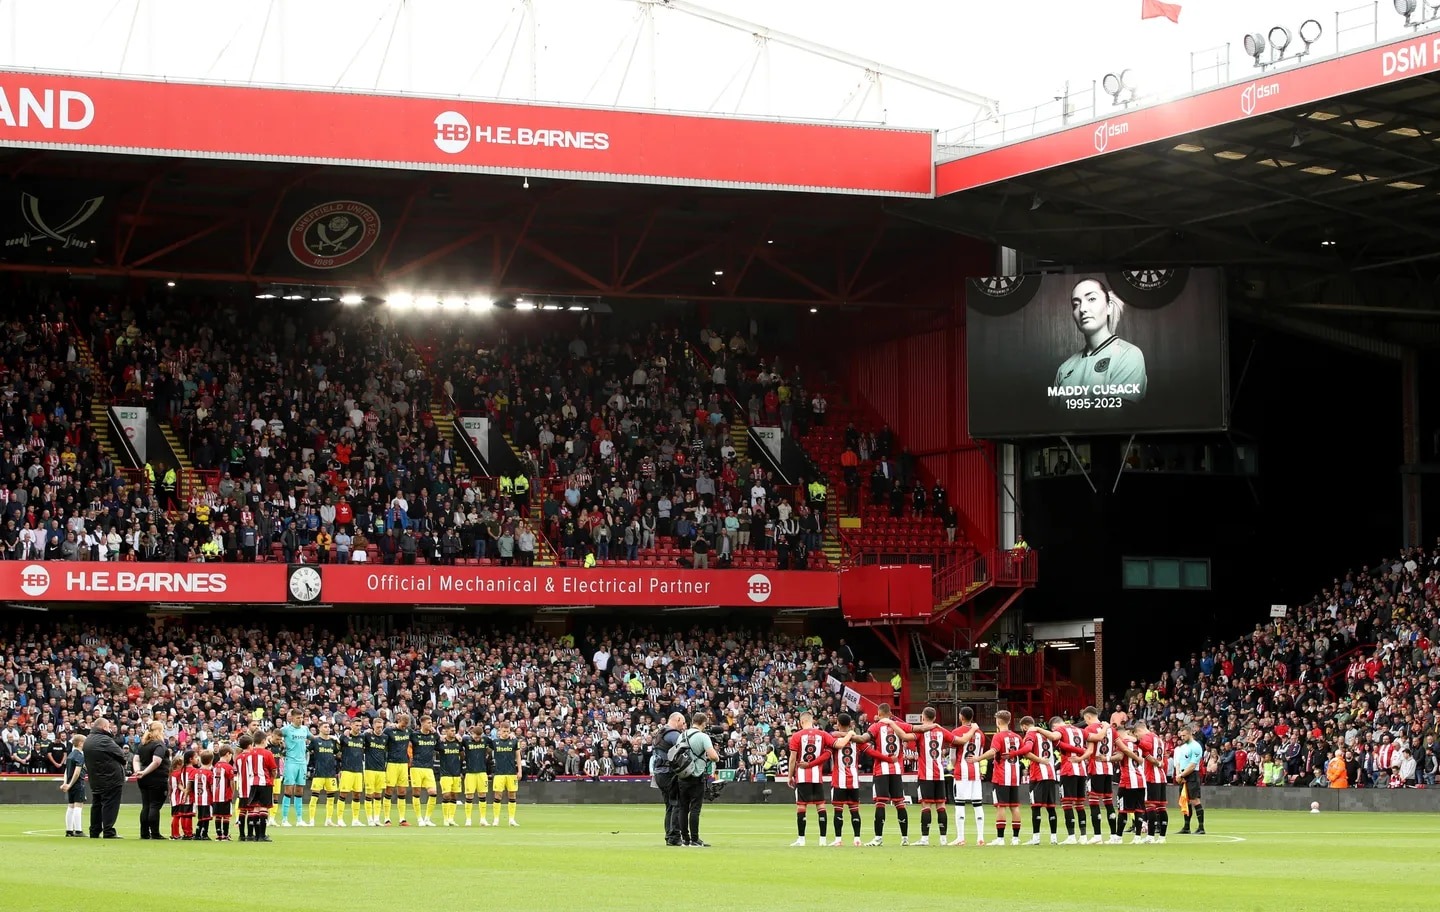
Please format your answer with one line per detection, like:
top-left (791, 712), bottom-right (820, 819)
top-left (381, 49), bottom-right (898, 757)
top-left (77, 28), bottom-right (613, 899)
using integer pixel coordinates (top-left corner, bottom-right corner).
top-left (73, 334), bottom-right (128, 470)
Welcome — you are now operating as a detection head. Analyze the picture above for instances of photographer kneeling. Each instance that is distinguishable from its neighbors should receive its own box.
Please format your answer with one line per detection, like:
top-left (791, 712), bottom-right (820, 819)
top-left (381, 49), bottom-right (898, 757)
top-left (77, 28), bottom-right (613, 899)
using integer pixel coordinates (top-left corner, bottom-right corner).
top-left (666, 711), bottom-right (719, 847)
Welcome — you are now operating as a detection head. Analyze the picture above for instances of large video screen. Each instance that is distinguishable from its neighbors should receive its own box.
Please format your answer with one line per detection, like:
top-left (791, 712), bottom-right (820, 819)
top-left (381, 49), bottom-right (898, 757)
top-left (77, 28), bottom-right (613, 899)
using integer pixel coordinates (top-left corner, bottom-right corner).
top-left (966, 268), bottom-right (1228, 438)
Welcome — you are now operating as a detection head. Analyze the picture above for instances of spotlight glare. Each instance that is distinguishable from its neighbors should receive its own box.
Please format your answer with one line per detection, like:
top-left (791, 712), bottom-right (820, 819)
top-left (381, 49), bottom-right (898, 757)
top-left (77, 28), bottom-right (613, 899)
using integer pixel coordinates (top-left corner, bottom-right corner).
top-left (389, 293), bottom-right (414, 308)
top-left (282, 293), bottom-right (306, 301)
top-left (515, 300), bottom-right (536, 311)
top-left (166, 281), bottom-right (176, 287)
top-left (471, 297), bottom-right (494, 310)
top-left (541, 303), bottom-right (562, 311)
top-left (809, 307), bottom-right (818, 313)
top-left (415, 295), bottom-right (439, 309)
top-left (340, 294), bottom-right (363, 305)
top-left (567, 304), bottom-right (586, 311)
top-left (255, 293), bottom-right (278, 300)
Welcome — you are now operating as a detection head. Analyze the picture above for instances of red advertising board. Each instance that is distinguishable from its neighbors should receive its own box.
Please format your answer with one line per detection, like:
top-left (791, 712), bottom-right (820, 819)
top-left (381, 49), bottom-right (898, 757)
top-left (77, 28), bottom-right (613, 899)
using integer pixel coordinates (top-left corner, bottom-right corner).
top-left (0, 561), bottom-right (838, 608)
top-left (0, 562), bottom-right (285, 603)
top-left (320, 565), bottom-right (837, 608)
top-left (937, 32), bottom-right (1440, 195)
top-left (0, 69), bottom-right (932, 197)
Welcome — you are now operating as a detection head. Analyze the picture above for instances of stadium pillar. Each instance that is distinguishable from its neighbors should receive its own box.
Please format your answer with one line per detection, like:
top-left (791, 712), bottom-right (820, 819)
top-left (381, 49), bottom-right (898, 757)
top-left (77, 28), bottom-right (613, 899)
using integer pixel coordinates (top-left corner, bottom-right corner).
top-left (1401, 349), bottom-right (1421, 547)
top-left (997, 247), bottom-right (1022, 549)
top-left (1092, 618), bottom-right (1105, 709)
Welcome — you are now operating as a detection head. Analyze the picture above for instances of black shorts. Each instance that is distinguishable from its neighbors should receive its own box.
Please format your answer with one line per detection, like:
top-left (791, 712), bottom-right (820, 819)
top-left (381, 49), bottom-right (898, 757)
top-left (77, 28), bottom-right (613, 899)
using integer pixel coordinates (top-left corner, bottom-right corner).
top-left (1029, 780), bottom-right (1058, 808)
top-left (195, 803), bottom-right (212, 819)
top-left (993, 784), bottom-right (1021, 808)
top-left (1120, 787), bottom-right (1147, 814)
top-left (831, 787), bottom-right (860, 807)
top-left (248, 786), bottom-right (274, 809)
top-left (1088, 774), bottom-right (1113, 798)
top-left (1146, 783), bottom-right (1167, 806)
top-left (66, 785), bottom-right (88, 804)
top-left (1061, 775), bottom-right (1088, 802)
top-left (1182, 773), bottom-right (1202, 802)
top-left (210, 801), bottom-right (232, 818)
top-left (172, 803), bottom-right (193, 815)
top-left (871, 773), bottom-right (905, 803)
top-left (794, 782), bottom-right (826, 805)
top-left (917, 780), bottom-right (947, 803)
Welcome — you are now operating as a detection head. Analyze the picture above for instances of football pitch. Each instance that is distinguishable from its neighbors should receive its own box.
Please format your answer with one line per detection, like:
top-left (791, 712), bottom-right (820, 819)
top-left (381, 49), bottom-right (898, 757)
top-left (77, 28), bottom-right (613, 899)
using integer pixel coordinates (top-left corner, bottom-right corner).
top-left (0, 804), bottom-right (1434, 911)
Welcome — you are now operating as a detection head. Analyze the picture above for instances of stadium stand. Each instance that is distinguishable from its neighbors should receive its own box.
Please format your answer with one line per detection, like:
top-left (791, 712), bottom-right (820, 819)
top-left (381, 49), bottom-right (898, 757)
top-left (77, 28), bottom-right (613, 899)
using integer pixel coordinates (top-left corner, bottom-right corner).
top-left (1129, 549), bottom-right (1440, 788)
top-left (0, 619), bottom-right (848, 780)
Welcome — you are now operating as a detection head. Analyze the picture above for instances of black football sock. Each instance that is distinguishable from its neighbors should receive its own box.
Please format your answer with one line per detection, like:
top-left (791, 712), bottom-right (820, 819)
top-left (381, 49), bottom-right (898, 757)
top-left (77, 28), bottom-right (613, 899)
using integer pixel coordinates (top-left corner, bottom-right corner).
top-left (1107, 804), bottom-right (1118, 835)
top-left (895, 805), bottom-right (908, 837)
top-left (1077, 806), bottom-right (1087, 837)
top-left (937, 807), bottom-right (948, 837)
top-left (818, 810), bottom-right (827, 838)
top-left (1064, 807), bottom-right (1076, 836)
top-left (996, 821), bottom-right (1006, 842)
top-left (850, 811), bottom-right (861, 836)
top-left (1159, 809), bottom-right (1169, 837)
top-left (1031, 806), bottom-right (1042, 834)
top-left (1011, 822), bottom-right (1021, 839)
top-left (1089, 803), bottom-right (1102, 835)
top-left (1047, 808), bottom-right (1058, 835)
top-left (1133, 813), bottom-right (1143, 836)
top-left (874, 805), bottom-right (885, 837)
top-left (920, 807), bottom-right (932, 836)
top-left (796, 811), bottom-right (806, 837)
top-left (1196, 806), bottom-right (1205, 829)
top-left (832, 809), bottom-right (843, 838)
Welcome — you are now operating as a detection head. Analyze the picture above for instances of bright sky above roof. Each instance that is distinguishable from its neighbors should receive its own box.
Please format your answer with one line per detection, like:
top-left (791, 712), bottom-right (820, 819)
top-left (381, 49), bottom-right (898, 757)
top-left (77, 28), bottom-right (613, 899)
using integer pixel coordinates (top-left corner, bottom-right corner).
top-left (0, 0), bottom-right (1410, 135)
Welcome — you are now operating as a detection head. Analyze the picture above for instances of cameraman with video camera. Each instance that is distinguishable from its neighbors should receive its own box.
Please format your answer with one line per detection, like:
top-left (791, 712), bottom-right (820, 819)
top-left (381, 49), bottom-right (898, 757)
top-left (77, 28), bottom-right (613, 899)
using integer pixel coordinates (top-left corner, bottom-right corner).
top-left (663, 711), bottom-right (719, 847)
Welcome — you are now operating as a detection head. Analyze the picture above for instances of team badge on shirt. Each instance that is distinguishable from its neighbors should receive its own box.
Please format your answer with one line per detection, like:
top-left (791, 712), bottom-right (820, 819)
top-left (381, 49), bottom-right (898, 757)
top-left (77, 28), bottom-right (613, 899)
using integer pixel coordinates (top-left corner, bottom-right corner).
top-left (1095, 358), bottom-right (1110, 373)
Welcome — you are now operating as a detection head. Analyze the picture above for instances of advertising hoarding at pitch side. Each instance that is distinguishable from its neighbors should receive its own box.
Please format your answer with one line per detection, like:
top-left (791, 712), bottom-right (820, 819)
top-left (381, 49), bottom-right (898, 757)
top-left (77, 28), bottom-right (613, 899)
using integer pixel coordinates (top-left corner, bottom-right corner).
top-left (965, 268), bottom-right (1228, 438)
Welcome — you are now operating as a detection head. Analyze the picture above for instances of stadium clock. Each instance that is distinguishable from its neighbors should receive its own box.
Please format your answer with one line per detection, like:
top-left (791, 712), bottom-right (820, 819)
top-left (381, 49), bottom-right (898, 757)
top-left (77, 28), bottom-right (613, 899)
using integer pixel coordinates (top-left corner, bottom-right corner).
top-left (287, 565), bottom-right (323, 603)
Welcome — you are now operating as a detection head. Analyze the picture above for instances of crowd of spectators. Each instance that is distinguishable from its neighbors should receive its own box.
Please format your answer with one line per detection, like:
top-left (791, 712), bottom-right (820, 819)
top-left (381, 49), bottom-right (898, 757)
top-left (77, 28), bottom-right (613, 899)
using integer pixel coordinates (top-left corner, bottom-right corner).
top-left (18, 297), bottom-right (830, 569)
top-left (1120, 546), bottom-right (1440, 789)
top-left (0, 618), bottom-right (859, 780)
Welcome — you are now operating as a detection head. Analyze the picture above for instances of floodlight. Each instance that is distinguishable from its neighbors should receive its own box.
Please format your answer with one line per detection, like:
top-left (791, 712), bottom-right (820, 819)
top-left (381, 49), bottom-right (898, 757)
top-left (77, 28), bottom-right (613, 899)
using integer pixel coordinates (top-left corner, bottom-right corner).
top-left (389, 293), bottom-right (414, 309)
top-left (470, 298), bottom-right (494, 310)
top-left (1299, 19), bottom-right (1323, 48)
top-left (339, 294), bottom-right (363, 305)
top-left (1397, 0), bottom-right (1418, 26)
top-left (1102, 72), bottom-right (1123, 104)
top-left (1243, 32), bottom-right (1266, 66)
top-left (1268, 26), bottom-right (1292, 58)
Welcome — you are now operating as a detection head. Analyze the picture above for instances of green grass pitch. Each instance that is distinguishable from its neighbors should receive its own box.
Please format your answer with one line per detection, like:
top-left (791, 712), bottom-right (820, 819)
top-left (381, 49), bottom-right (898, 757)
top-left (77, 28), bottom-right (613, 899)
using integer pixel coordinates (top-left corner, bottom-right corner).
top-left (0, 803), bottom-right (1434, 911)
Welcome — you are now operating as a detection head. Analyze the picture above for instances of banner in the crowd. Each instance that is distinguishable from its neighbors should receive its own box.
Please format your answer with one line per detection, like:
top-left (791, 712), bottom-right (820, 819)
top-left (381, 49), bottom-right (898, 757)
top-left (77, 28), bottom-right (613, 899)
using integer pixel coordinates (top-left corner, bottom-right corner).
top-left (321, 565), bottom-right (838, 608)
top-left (965, 268), bottom-right (1228, 437)
top-left (0, 71), bottom-right (931, 196)
top-left (752, 426), bottom-right (783, 466)
top-left (0, 563), bottom-right (285, 603)
top-left (110, 405), bottom-right (147, 463)
top-left (938, 30), bottom-right (1440, 194)
top-left (458, 415), bottom-right (491, 462)
top-left (0, 180), bottom-right (116, 264)
top-left (0, 561), bottom-right (839, 608)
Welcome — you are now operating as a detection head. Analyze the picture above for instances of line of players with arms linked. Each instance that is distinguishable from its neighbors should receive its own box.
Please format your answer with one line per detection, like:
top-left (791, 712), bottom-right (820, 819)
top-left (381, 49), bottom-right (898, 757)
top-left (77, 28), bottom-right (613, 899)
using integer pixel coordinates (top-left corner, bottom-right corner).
top-left (143, 711), bottom-right (525, 841)
top-left (783, 704), bottom-right (1207, 847)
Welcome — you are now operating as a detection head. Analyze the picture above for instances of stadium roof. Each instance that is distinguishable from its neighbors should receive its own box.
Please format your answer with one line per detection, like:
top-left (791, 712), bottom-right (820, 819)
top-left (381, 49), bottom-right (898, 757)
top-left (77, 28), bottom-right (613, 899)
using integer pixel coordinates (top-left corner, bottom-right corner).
top-left (915, 30), bottom-right (1440, 316)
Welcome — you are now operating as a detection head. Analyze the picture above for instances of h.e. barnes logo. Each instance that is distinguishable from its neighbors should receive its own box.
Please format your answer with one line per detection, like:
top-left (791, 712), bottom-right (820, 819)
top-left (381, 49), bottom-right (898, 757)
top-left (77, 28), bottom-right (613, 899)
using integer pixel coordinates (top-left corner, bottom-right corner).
top-left (287, 200), bottom-right (382, 270)
top-left (4, 192), bottom-right (103, 250)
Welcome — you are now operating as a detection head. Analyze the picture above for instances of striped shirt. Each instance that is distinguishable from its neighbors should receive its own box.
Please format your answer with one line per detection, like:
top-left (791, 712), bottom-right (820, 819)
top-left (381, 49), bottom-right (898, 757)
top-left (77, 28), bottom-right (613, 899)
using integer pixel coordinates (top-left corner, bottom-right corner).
top-left (953, 723), bottom-right (987, 781)
top-left (917, 727), bottom-right (952, 782)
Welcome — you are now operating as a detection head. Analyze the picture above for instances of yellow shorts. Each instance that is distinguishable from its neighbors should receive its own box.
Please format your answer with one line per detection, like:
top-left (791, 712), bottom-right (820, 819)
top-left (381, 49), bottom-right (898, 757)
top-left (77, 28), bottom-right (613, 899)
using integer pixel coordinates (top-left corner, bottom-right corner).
top-left (439, 776), bottom-right (463, 795)
top-left (463, 773), bottom-right (490, 796)
top-left (338, 772), bottom-right (364, 794)
top-left (363, 770), bottom-right (386, 795)
top-left (385, 763), bottom-right (410, 789)
top-left (310, 777), bottom-right (339, 794)
top-left (410, 768), bottom-right (437, 791)
top-left (493, 774), bottom-right (518, 795)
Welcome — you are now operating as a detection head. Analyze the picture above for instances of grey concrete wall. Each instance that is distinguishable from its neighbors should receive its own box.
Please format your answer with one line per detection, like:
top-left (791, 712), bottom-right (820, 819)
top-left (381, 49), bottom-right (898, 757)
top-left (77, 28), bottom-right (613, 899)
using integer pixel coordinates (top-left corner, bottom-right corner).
top-left (3, 778), bottom-right (1436, 811)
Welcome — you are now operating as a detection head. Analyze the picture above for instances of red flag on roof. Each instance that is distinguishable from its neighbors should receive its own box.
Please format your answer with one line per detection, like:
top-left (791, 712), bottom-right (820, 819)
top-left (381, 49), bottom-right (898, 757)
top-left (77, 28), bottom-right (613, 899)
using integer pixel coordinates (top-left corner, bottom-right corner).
top-left (1141, 0), bottom-right (1183, 23)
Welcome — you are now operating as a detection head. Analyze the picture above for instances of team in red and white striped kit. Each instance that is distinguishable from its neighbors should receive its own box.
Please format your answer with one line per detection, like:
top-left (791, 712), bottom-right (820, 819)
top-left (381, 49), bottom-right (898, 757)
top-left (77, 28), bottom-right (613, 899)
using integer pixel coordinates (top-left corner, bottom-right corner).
top-left (783, 704), bottom-right (1177, 847)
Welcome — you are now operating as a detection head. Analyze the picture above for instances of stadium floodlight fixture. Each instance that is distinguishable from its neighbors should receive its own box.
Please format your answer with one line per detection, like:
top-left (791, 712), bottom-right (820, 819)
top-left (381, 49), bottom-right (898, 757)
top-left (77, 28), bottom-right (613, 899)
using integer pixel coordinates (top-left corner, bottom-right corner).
top-left (414, 295), bottom-right (439, 309)
top-left (1298, 19), bottom-right (1323, 55)
top-left (1268, 26), bottom-right (1292, 59)
top-left (1428, 2), bottom-right (1440, 23)
top-left (281, 292), bottom-right (306, 301)
top-left (1101, 70), bottom-right (1137, 106)
top-left (1396, 0), bottom-right (1418, 26)
top-left (339, 293), bottom-right (363, 305)
top-left (389, 292), bottom-right (414, 309)
top-left (312, 294), bottom-right (335, 302)
top-left (1243, 32), bottom-right (1267, 67)
top-left (470, 297), bottom-right (494, 310)
top-left (514, 298), bottom-right (535, 311)
top-left (255, 292), bottom-right (278, 300)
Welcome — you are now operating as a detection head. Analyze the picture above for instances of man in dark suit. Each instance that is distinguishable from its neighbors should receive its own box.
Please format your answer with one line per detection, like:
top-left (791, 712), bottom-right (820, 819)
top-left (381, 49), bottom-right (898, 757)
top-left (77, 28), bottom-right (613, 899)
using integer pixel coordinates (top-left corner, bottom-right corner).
top-left (82, 717), bottom-right (127, 838)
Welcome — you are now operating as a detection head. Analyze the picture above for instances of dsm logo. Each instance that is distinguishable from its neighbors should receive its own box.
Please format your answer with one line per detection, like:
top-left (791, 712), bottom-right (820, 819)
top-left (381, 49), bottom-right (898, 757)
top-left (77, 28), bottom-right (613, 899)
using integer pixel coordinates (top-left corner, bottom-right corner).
top-left (1239, 81), bottom-right (1279, 117)
top-left (1093, 120), bottom-right (1129, 153)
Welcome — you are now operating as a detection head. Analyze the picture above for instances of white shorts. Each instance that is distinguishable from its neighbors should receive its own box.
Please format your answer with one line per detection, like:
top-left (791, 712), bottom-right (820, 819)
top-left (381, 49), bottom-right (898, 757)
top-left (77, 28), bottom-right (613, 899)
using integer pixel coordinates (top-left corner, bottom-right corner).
top-left (953, 777), bottom-right (983, 803)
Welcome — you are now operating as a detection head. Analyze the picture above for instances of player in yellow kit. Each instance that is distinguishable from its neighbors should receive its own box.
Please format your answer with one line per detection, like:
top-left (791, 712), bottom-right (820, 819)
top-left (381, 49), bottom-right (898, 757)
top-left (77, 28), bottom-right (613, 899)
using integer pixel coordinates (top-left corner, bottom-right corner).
top-left (462, 724), bottom-right (493, 826)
